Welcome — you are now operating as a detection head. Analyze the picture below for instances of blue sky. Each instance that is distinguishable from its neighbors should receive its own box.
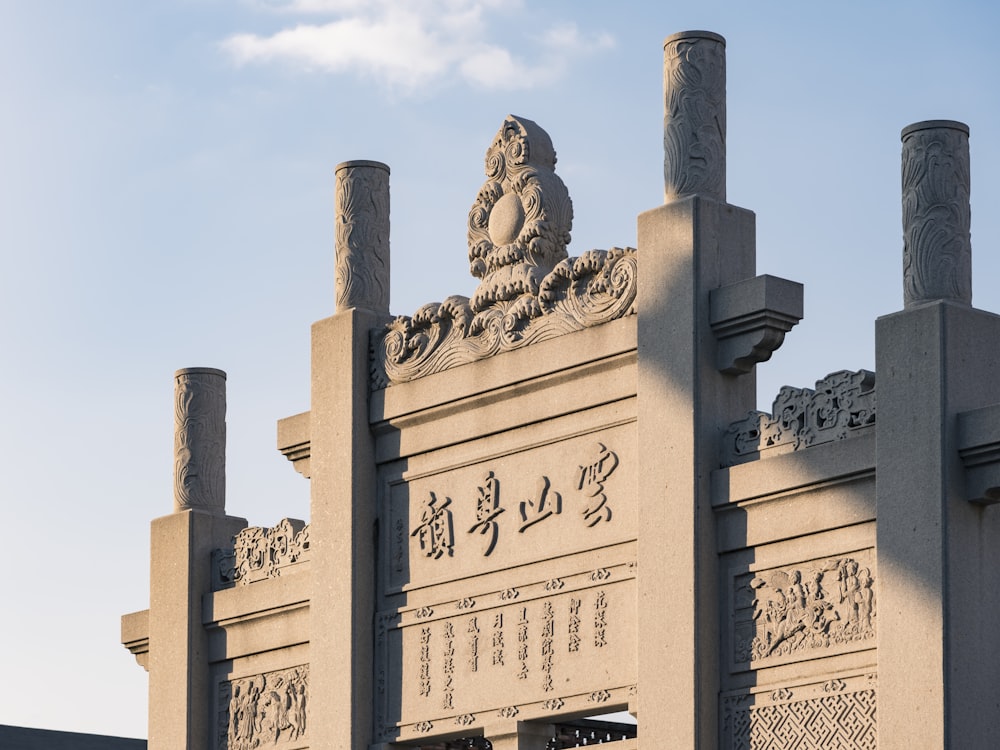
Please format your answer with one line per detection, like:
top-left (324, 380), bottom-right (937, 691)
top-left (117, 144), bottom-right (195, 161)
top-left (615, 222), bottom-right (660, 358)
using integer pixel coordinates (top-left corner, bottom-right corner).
top-left (2, 0), bottom-right (999, 739)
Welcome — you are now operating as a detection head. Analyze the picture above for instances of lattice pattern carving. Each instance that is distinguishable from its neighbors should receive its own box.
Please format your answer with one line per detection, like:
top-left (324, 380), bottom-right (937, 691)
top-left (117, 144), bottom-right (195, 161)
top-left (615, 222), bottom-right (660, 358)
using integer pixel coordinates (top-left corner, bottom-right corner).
top-left (722, 684), bottom-right (876, 750)
top-left (722, 370), bottom-right (875, 465)
top-left (213, 518), bottom-right (310, 589)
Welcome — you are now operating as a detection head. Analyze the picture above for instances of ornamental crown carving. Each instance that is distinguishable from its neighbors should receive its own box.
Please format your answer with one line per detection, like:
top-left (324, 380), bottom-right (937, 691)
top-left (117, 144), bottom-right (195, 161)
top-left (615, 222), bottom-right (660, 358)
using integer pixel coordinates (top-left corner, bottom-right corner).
top-left (468, 115), bottom-right (573, 313)
top-left (371, 115), bottom-right (637, 387)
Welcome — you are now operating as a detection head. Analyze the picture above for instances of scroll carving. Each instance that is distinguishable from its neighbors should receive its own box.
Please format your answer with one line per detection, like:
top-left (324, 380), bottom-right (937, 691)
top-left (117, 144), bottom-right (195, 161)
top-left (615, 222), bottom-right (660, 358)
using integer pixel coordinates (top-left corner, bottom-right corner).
top-left (722, 370), bottom-right (875, 465)
top-left (174, 367), bottom-right (226, 513)
top-left (663, 31), bottom-right (726, 202)
top-left (213, 518), bottom-right (310, 590)
top-left (901, 120), bottom-right (971, 308)
top-left (335, 160), bottom-right (390, 314)
top-left (371, 116), bottom-right (637, 387)
top-left (734, 555), bottom-right (876, 664)
top-left (219, 665), bottom-right (308, 750)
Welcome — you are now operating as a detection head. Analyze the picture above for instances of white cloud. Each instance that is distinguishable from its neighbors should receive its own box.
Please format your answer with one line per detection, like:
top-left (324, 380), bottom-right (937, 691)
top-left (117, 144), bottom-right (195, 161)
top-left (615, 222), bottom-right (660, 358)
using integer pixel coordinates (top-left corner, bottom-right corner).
top-left (222, 0), bottom-right (614, 92)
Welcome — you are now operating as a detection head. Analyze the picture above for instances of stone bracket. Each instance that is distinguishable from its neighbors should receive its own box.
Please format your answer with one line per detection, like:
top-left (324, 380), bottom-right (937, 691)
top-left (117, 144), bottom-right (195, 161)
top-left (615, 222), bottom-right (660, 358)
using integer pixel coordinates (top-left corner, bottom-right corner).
top-left (958, 403), bottom-right (1000, 504)
top-left (709, 274), bottom-right (804, 375)
top-left (277, 411), bottom-right (311, 479)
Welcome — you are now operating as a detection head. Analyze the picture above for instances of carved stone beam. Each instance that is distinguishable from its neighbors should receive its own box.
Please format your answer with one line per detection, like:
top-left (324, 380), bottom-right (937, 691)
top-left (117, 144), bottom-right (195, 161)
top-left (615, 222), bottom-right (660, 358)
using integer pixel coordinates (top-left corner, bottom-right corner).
top-left (901, 120), bottom-right (972, 308)
top-left (335, 159), bottom-right (391, 314)
top-left (709, 275), bottom-right (803, 375)
top-left (173, 367), bottom-right (226, 513)
top-left (958, 403), bottom-right (1000, 504)
top-left (663, 30), bottom-right (726, 203)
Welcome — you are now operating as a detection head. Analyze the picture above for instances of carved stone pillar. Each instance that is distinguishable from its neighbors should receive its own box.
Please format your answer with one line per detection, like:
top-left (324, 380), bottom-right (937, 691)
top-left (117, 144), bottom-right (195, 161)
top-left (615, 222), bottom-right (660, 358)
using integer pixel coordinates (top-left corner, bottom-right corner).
top-left (335, 160), bottom-right (391, 314)
top-left (663, 30), bottom-right (726, 203)
top-left (173, 367), bottom-right (226, 514)
top-left (901, 120), bottom-right (971, 308)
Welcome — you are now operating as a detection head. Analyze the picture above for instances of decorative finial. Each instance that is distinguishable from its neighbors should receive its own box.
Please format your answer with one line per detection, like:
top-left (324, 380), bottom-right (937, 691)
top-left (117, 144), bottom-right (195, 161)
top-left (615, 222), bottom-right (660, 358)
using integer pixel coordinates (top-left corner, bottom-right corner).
top-left (467, 115), bottom-right (573, 313)
top-left (662, 31), bottom-right (727, 203)
top-left (335, 160), bottom-right (391, 314)
top-left (173, 367), bottom-right (226, 513)
top-left (901, 120), bottom-right (972, 308)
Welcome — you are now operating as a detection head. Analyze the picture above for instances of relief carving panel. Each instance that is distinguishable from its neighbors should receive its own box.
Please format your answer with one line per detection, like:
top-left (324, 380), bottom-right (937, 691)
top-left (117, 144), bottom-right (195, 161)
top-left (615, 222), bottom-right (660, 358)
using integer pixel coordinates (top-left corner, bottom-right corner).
top-left (218, 665), bottom-right (308, 750)
top-left (731, 551), bottom-right (876, 669)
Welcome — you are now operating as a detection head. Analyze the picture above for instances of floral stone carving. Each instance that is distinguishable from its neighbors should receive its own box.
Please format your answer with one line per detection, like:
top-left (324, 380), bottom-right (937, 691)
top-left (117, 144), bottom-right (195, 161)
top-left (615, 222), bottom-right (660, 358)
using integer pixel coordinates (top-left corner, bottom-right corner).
top-left (213, 518), bottom-right (310, 590)
top-left (371, 116), bottom-right (637, 387)
top-left (722, 370), bottom-right (875, 465)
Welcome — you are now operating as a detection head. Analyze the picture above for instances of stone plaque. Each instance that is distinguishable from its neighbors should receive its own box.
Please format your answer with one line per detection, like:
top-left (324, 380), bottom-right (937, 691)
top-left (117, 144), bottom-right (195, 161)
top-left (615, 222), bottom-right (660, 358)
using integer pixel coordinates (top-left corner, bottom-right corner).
top-left (376, 572), bottom-right (636, 742)
top-left (384, 424), bottom-right (636, 594)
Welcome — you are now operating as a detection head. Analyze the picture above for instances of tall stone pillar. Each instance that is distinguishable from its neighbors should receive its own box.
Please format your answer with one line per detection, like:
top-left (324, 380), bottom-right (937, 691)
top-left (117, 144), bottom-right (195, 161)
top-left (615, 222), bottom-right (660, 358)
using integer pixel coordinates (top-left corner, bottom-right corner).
top-left (877, 120), bottom-right (1000, 749)
top-left (637, 30), bottom-right (757, 749)
top-left (148, 368), bottom-right (246, 750)
top-left (310, 160), bottom-right (391, 750)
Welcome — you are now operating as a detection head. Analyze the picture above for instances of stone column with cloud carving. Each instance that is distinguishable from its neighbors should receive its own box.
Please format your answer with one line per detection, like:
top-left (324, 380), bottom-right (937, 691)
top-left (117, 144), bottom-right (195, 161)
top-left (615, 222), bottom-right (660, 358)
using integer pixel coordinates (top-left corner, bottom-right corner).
top-left (878, 118), bottom-right (1000, 749)
top-left (662, 30), bottom-right (726, 203)
top-left (335, 160), bottom-right (390, 314)
top-left (901, 120), bottom-right (972, 308)
top-left (639, 29), bottom-right (758, 750)
top-left (173, 367), bottom-right (226, 514)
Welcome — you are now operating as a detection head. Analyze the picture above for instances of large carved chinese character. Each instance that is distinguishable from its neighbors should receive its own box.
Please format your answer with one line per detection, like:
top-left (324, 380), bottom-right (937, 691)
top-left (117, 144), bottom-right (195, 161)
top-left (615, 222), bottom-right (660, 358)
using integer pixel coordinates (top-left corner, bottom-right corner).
top-left (411, 492), bottom-right (454, 560)
top-left (518, 476), bottom-right (561, 532)
top-left (467, 471), bottom-right (505, 555)
top-left (577, 443), bottom-right (619, 526)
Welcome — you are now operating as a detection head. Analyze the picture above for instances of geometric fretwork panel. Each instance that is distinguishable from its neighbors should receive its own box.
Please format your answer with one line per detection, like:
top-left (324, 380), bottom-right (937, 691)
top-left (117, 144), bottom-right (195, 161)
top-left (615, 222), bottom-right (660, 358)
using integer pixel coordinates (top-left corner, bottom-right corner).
top-left (722, 675), bottom-right (876, 750)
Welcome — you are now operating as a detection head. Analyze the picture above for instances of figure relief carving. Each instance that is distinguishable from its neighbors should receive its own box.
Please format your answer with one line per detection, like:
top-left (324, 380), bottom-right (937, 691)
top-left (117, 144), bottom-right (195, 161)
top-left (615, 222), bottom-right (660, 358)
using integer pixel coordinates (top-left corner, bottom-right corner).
top-left (723, 370), bottom-right (875, 465)
top-left (900, 121), bottom-right (971, 308)
top-left (371, 116), bottom-right (637, 388)
top-left (214, 518), bottom-right (310, 590)
top-left (662, 31), bottom-right (727, 202)
top-left (734, 555), bottom-right (876, 664)
top-left (334, 160), bottom-right (390, 313)
top-left (220, 665), bottom-right (308, 750)
top-left (174, 367), bottom-right (226, 513)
